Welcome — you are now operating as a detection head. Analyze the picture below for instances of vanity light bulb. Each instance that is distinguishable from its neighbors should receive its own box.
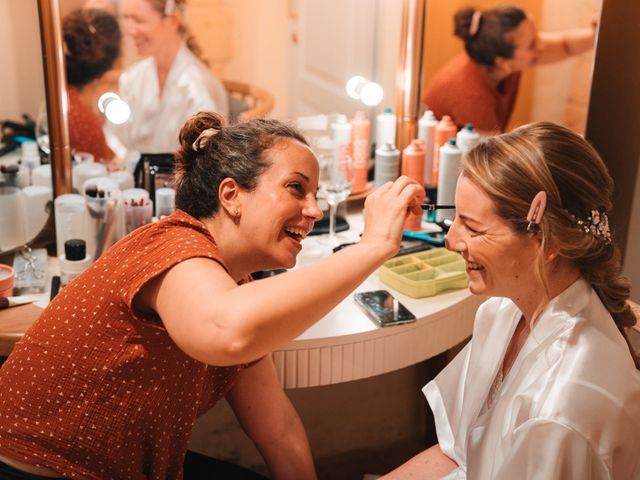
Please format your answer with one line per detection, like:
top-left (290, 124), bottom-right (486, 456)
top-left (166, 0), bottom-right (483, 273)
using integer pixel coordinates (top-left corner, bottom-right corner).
top-left (360, 82), bottom-right (383, 106)
top-left (98, 92), bottom-right (119, 114)
top-left (105, 99), bottom-right (131, 125)
top-left (346, 76), bottom-right (366, 99)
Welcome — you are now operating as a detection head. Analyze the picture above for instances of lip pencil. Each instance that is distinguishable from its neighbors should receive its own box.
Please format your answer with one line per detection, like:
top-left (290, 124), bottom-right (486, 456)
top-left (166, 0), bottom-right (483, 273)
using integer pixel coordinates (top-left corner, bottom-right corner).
top-left (0, 296), bottom-right (35, 310)
top-left (420, 203), bottom-right (456, 211)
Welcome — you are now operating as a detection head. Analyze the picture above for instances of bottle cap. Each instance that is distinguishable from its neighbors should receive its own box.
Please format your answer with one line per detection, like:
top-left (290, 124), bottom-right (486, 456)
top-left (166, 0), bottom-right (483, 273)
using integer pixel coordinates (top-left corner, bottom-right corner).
top-left (383, 107), bottom-right (393, 114)
top-left (448, 138), bottom-right (457, 146)
top-left (65, 239), bottom-right (86, 261)
top-left (421, 110), bottom-right (436, 121)
top-left (463, 123), bottom-right (474, 131)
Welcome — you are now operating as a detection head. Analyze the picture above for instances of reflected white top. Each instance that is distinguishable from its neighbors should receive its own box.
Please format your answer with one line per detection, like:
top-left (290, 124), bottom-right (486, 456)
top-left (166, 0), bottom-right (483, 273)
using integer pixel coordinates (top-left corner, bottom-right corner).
top-left (110, 44), bottom-right (229, 155)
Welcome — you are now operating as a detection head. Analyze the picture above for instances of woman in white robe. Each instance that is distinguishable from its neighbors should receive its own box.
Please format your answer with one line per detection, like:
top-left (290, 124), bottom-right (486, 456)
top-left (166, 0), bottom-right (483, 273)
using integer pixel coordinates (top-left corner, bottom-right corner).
top-left (109, 0), bottom-right (229, 156)
top-left (384, 122), bottom-right (640, 479)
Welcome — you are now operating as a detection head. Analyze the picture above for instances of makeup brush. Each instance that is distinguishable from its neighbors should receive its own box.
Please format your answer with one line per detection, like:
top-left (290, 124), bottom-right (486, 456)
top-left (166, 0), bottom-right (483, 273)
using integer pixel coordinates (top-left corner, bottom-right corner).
top-left (420, 203), bottom-right (455, 211)
top-left (0, 296), bottom-right (35, 310)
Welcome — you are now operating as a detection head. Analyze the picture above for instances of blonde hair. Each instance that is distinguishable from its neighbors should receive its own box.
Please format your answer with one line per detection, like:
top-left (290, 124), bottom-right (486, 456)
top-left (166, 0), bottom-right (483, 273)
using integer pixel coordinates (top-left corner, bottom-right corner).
top-left (147, 0), bottom-right (209, 66)
top-left (462, 121), bottom-right (638, 368)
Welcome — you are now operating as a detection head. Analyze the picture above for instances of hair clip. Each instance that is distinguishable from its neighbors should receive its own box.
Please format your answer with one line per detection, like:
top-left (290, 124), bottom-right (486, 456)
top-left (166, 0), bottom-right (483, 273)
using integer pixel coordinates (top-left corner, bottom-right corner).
top-left (469, 10), bottom-right (482, 37)
top-left (526, 191), bottom-right (547, 232)
top-left (164, 0), bottom-right (175, 16)
top-left (192, 128), bottom-right (219, 152)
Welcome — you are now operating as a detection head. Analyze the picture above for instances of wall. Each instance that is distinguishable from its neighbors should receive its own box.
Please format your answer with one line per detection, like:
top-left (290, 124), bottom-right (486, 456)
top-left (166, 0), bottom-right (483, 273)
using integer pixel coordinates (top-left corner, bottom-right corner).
top-left (0, 1), bottom-right (46, 122)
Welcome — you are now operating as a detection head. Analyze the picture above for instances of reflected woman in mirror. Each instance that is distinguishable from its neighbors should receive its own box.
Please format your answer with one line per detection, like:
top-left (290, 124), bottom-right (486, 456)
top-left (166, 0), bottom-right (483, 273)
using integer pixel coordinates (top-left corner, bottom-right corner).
top-left (108, 0), bottom-right (229, 157)
top-left (64, 8), bottom-right (121, 164)
top-left (383, 122), bottom-right (640, 479)
top-left (423, 5), bottom-right (597, 134)
top-left (0, 112), bottom-right (425, 479)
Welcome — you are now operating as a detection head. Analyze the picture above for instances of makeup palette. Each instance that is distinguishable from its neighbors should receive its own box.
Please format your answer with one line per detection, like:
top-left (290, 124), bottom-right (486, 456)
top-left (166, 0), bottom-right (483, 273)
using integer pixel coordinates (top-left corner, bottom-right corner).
top-left (378, 248), bottom-right (468, 298)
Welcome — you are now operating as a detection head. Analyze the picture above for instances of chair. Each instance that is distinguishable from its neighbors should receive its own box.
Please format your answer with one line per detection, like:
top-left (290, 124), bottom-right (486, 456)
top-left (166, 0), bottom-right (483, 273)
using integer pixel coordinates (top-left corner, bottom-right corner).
top-left (223, 80), bottom-right (275, 123)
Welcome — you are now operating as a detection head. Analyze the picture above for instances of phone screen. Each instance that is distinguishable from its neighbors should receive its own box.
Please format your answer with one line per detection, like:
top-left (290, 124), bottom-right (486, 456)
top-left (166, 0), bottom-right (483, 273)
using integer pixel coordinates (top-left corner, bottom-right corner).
top-left (354, 290), bottom-right (416, 327)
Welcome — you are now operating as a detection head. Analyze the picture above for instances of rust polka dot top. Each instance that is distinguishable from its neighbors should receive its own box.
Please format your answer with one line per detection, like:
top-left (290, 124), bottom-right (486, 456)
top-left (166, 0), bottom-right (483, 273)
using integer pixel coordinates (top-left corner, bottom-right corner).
top-left (0, 210), bottom-right (253, 479)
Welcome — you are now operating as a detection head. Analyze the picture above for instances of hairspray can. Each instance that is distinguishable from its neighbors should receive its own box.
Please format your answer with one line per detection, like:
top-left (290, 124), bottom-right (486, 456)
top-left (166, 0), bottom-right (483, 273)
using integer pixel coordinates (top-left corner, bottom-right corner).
top-left (374, 142), bottom-right (400, 187)
top-left (376, 107), bottom-right (396, 148)
top-left (418, 110), bottom-right (438, 187)
top-left (436, 139), bottom-right (462, 222)
top-left (402, 139), bottom-right (426, 231)
top-left (330, 116), bottom-right (353, 182)
top-left (350, 111), bottom-right (370, 193)
top-left (433, 115), bottom-right (457, 186)
top-left (456, 123), bottom-right (481, 154)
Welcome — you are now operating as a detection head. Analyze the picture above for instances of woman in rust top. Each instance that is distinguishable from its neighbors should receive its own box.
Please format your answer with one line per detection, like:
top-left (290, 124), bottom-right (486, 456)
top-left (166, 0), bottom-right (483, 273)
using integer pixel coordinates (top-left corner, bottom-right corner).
top-left (423, 5), bottom-right (597, 133)
top-left (0, 112), bottom-right (425, 479)
top-left (64, 9), bottom-right (121, 164)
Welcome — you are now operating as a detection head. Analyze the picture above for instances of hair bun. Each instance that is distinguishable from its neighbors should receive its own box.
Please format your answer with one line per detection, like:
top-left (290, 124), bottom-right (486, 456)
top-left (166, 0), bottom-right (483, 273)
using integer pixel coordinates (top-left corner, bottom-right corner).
top-left (178, 112), bottom-right (226, 154)
top-left (454, 7), bottom-right (476, 39)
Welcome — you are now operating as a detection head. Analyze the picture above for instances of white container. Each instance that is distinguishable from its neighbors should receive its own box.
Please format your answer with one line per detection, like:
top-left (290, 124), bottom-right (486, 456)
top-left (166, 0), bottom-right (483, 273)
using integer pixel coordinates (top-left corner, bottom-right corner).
top-left (456, 123), bottom-right (481, 154)
top-left (418, 110), bottom-right (439, 187)
top-left (73, 161), bottom-right (107, 193)
top-left (375, 108), bottom-right (396, 148)
top-left (59, 239), bottom-right (92, 286)
top-left (330, 116), bottom-right (353, 184)
top-left (21, 185), bottom-right (52, 241)
top-left (31, 164), bottom-right (52, 187)
top-left (374, 142), bottom-right (400, 187)
top-left (54, 194), bottom-right (91, 258)
top-left (436, 139), bottom-right (462, 222)
top-left (155, 187), bottom-right (175, 217)
top-left (122, 188), bottom-right (150, 205)
top-left (21, 142), bottom-right (41, 172)
top-left (109, 170), bottom-right (135, 191)
top-left (0, 187), bottom-right (26, 250)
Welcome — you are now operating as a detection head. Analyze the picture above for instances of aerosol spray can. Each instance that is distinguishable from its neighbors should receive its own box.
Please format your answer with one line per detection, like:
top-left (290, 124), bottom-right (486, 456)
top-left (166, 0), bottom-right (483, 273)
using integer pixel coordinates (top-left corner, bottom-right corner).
top-left (376, 107), bottom-right (396, 148)
top-left (456, 123), bottom-right (481, 154)
top-left (350, 111), bottom-right (370, 193)
top-left (436, 139), bottom-right (462, 222)
top-left (418, 110), bottom-right (438, 187)
top-left (402, 139), bottom-right (426, 231)
top-left (374, 142), bottom-right (400, 188)
top-left (432, 115), bottom-right (457, 186)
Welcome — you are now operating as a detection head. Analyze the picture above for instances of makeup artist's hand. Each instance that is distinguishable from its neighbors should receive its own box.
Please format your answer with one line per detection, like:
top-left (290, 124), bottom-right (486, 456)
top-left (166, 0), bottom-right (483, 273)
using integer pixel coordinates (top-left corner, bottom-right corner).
top-left (360, 176), bottom-right (425, 257)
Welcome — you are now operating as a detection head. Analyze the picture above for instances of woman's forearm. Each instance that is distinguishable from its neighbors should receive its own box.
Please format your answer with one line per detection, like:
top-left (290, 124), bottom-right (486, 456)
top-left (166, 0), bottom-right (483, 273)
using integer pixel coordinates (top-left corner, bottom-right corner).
top-left (538, 28), bottom-right (595, 64)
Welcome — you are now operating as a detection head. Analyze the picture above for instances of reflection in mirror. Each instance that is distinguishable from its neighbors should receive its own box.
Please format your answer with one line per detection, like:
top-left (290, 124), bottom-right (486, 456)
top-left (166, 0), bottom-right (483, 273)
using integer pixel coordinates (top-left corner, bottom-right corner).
top-left (0, 1), bottom-right (52, 255)
top-left (422, 0), bottom-right (600, 134)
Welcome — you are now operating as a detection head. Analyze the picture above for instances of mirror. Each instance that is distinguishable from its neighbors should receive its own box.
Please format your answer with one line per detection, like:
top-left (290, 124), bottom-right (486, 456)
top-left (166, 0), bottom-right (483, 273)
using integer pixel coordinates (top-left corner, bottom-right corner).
top-left (0, 1), bottom-right (52, 255)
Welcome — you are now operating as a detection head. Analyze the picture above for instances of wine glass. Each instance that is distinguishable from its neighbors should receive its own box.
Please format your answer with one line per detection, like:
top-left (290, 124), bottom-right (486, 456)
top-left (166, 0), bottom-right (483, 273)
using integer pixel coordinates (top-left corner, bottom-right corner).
top-left (317, 147), bottom-right (354, 248)
top-left (35, 102), bottom-right (50, 156)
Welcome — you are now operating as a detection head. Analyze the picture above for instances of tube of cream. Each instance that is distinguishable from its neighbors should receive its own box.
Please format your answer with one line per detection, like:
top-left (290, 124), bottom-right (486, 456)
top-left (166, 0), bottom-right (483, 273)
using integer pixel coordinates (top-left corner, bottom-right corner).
top-left (0, 296), bottom-right (35, 310)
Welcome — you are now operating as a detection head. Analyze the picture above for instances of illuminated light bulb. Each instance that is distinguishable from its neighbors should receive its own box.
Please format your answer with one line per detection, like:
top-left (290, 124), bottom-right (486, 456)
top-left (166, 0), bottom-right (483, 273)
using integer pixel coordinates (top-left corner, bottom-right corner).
top-left (346, 76), bottom-right (366, 99)
top-left (98, 92), bottom-right (119, 113)
top-left (360, 82), bottom-right (383, 106)
top-left (104, 98), bottom-right (131, 125)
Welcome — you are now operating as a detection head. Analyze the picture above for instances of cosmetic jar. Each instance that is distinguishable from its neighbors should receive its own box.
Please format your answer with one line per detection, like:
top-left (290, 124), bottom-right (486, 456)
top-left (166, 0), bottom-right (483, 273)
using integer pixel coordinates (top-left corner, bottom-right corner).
top-left (0, 264), bottom-right (15, 297)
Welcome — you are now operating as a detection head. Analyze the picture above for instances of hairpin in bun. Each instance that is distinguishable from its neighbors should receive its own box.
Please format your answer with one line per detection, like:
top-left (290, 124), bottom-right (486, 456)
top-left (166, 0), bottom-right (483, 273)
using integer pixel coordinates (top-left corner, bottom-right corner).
top-left (469, 10), bottom-right (482, 37)
top-left (192, 128), bottom-right (219, 152)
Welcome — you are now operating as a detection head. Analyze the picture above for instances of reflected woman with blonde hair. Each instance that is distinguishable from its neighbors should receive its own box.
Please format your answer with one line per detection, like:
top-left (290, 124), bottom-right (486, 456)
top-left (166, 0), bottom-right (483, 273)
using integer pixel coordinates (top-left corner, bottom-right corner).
top-left (110, 0), bottom-right (229, 156)
top-left (385, 122), bottom-right (640, 479)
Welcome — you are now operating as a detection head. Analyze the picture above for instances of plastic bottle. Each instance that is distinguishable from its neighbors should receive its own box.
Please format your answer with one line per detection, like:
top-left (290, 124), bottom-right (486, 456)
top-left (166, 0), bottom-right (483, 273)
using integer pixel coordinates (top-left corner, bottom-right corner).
top-left (418, 110), bottom-right (439, 187)
top-left (432, 115), bottom-right (457, 186)
top-left (376, 107), bottom-right (396, 148)
top-left (155, 187), bottom-right (176, 217)
top-left (330, 115), bottom-right (353, 184)
top-left (59, 239), bottom-right (92, 286)
top-left (21, 141), bottom-right (41, 174)
top-left (402, 139), bottom-right (426, 231)
top-left (350, 111), bottom-right (371, 193)
top-left (436, 139), bottom-right (462, 222)
top-left (456, 123), bottom-right (481, 154)
top-left (374, 142), bottom-right (400, 187)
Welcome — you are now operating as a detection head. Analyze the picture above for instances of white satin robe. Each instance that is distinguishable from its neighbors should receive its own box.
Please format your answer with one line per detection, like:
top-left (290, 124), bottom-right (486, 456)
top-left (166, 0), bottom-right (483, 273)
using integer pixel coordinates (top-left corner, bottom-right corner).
top-left (110, 43), bottom-right (229, 155)
top-left (424, 279), bottom-right (640, 479)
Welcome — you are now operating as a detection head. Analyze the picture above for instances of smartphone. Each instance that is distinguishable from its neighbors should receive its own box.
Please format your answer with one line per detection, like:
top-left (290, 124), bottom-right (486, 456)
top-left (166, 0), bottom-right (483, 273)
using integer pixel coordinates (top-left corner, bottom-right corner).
top-left (354, 290), bottom-right (417, 327)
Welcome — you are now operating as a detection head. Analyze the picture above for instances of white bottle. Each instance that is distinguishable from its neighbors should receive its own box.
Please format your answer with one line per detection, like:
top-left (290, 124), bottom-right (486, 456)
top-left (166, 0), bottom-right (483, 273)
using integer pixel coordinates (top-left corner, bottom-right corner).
top-left (376, 107), bottom-right (396, 148)
top-left (418, 110), bottom-right (439, 187)
top-left (436, 139), bottom-right (462, 222)
top-left (59, 239), bottom-right (92, 286)
top-left (374, 142), bottom-right (400, 187)
top-left (330, 115), bottom-right (353, 184)
top-left (456, 123), bottom-right (481, 154)
top-left (21, 142), bottom-right (41, 175)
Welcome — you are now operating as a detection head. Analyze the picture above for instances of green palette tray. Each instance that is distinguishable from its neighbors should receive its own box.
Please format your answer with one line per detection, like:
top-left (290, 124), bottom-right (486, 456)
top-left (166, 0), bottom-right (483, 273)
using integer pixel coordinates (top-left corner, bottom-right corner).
top-left (378, 248), bottom-right (468, 298)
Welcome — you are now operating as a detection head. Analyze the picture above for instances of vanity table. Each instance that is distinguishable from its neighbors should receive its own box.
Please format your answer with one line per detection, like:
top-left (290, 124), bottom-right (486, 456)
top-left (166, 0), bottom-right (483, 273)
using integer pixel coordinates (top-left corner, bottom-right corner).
top-left (0, 213), bottom-right (481, 382)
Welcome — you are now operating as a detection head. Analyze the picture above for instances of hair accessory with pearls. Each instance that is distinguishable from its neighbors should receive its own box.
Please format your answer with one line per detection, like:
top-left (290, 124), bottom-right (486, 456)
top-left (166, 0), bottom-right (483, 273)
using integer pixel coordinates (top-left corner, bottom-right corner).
top-left (572, 210), bottom-right (612, 244)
